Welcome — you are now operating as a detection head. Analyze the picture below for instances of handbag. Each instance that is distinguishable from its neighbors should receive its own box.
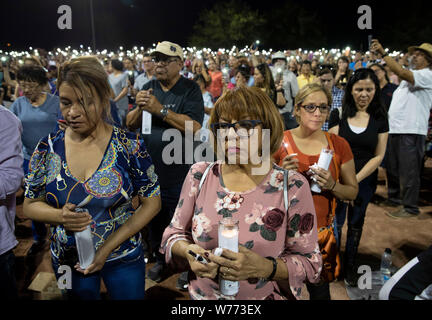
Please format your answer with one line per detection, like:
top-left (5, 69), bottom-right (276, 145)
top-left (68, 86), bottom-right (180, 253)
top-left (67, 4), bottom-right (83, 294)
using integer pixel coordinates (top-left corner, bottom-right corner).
top-left (283, 131), bottom-right (341, 282)
top-left (318, 132), bottom-right (341, 282)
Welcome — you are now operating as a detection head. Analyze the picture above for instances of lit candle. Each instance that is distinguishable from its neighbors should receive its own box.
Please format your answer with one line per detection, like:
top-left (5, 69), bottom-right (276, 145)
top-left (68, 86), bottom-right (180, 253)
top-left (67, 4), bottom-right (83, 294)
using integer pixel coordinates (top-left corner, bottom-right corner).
top-left (218, 218), bottom-right (239, 296)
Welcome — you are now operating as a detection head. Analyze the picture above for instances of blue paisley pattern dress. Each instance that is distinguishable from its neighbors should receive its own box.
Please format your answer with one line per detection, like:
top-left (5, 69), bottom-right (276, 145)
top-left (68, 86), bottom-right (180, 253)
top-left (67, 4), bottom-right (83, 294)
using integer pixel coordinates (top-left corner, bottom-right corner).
top-left (24, 127), bottom-right (160, 262)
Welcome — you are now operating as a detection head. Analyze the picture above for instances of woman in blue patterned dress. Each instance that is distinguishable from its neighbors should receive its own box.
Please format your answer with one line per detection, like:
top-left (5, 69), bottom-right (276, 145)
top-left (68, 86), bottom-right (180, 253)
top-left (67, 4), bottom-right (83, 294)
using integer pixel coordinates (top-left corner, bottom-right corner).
top-left (23, 56), bottom-right (161, 300)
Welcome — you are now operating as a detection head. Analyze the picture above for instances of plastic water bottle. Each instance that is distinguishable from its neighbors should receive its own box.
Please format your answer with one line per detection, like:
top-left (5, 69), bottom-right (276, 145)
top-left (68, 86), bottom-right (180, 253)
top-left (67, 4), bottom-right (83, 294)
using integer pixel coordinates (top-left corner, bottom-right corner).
top-left (380, 248), bottom-right (392, 284)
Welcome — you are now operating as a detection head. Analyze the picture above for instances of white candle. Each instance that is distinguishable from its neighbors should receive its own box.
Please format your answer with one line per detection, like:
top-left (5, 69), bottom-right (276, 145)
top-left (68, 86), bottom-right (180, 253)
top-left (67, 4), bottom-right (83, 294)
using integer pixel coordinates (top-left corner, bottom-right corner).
top-left (311, 148), bottom-right (334, 193)
top-left (218, 218), bottom-right (239, 296)
top-left (74, 208), bottom-right (95, 270)
top-left (219, 229), bottom-right (239, 253)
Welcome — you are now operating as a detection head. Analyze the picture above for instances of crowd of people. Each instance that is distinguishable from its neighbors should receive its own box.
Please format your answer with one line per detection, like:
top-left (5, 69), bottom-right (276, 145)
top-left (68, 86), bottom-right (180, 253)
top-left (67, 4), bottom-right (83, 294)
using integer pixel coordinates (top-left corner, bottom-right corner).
top-left (0, 39), bottom-right (431, 301)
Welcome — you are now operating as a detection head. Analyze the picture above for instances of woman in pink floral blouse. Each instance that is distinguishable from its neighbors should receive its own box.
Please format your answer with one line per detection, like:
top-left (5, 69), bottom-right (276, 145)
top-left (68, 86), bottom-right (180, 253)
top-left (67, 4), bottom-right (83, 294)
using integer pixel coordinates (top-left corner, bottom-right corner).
top-left (160, 87), bottom-right (322, 300)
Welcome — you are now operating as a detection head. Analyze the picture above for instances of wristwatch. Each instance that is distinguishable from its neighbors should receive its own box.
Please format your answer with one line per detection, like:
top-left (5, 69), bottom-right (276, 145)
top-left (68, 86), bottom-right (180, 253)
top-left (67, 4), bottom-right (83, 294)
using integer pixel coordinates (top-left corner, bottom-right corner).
top-left (160, 106), bottom-right (169, 120)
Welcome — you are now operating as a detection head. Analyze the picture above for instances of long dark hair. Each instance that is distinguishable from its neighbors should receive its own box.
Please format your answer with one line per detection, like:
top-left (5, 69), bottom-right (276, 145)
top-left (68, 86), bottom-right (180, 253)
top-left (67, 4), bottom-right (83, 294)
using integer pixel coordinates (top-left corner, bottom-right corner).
top-left (342, 68), bottom-right (387, 120)
top-left (368, 63), bottom-right (390, 83)
top-left (237, 63), bottom-right (251, 81)
top-left (256, 63), bottom-right (276, 103)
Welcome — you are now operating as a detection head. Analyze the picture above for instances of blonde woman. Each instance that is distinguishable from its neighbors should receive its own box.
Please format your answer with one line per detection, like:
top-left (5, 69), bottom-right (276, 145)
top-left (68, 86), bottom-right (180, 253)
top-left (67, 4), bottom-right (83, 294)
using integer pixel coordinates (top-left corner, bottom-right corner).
top-left (274, 83), bottom-right (358, 299)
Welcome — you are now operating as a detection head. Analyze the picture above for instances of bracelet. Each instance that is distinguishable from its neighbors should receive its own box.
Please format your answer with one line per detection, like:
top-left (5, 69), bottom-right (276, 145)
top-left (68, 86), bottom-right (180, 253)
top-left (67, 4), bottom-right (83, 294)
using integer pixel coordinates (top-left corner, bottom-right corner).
top-left (330, 180), bottom-right (337, 191)
top-left (265, 256), bottom-right (278, 281)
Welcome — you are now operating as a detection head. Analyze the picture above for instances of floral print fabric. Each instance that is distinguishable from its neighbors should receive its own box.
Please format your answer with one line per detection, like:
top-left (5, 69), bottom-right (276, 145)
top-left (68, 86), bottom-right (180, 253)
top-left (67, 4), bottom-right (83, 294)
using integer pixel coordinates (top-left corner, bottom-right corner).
top-left (24, 127), bottom-right (160, 262)
top-left (161, 161), bottom-right (322, 300)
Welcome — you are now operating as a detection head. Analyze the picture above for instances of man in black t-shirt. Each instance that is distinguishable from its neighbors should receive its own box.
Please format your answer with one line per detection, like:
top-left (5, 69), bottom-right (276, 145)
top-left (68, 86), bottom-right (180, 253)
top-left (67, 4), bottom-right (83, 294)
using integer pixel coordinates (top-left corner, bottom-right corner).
top-left (126, 41), bottom-right (204, 284)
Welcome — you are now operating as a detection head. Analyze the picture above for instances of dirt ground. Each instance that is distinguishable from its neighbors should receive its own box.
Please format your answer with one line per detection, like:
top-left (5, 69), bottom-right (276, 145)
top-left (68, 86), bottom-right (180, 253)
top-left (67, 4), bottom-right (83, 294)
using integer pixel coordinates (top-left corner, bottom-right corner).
top-left (13, 161), bottom-right (432, 300)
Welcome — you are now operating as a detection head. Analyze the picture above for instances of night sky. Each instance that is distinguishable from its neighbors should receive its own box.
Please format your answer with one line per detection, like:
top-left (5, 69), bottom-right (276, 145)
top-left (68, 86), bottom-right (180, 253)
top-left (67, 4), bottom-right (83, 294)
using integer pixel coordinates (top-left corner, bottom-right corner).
top-left (1, 0), bottom-right (430, 51)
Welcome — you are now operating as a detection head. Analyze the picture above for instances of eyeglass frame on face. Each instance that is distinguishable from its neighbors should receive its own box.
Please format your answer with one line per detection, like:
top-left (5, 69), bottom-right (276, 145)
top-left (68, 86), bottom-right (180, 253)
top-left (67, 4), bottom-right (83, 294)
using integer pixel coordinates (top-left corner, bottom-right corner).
top-left (299, 104), bottom-right (330, 113)
top-left (151, 56), bottom-right (180, 66)
top-left (211, 120), bottom-right (263, 138)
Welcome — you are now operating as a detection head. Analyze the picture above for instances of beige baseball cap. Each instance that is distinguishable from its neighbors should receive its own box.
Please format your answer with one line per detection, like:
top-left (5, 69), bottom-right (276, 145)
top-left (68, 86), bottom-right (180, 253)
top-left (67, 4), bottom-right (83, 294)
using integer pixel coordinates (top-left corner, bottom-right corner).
top-left (151, 41), bottom-right (184, 60)
top-left (408, 43), bottom-right (432, 58)
top-left (272, 51), bottom-right (286, 61)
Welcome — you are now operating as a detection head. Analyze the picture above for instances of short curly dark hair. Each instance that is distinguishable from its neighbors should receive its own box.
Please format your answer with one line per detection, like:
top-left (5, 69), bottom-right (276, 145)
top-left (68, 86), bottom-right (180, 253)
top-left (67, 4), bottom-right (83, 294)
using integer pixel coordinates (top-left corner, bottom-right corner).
top-left (110, 59), bottom-right (124, 72)
top-left (17, 65), bottom-right (48, 85)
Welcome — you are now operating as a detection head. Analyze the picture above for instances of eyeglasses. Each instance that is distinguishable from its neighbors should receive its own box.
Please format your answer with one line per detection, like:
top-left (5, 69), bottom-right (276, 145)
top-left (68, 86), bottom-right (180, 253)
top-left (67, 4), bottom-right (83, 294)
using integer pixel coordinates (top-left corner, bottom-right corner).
top-left (300, 104), bottom-right (330, 113)
top-left (151, 57), bottom-right (179, 66)
top-left (211, 120), bottom-right (262, 137)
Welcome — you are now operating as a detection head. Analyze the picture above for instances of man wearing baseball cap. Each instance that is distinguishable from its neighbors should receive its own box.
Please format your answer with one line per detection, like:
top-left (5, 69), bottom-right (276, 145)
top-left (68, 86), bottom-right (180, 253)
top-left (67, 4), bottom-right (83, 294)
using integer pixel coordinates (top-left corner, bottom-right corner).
top-left (370, 40), bottom-right (432, 218)
top-left (127, 41), bottom-right (204, 283)
top-left (269, 51), bottom-right (299, 130)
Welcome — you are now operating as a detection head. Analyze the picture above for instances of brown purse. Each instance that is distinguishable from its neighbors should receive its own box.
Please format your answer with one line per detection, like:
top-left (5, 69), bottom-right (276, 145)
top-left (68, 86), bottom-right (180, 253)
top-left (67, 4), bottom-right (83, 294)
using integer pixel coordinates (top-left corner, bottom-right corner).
top-left (317, 132), bottom-right (341, 282)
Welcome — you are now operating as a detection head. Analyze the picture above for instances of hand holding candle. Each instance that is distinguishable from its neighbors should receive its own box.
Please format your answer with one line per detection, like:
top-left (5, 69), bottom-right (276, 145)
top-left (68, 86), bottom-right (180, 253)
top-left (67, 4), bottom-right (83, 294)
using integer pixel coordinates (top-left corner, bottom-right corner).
top-left (309, 148), bottom-right (335, 193)
top-left (218, 218), bottom-right (239, 296)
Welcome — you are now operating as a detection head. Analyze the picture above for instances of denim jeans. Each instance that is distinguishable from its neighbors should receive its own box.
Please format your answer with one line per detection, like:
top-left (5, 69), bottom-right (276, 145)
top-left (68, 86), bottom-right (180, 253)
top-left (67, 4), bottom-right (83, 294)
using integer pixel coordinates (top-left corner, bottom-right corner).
top-left (52, 245), bottom-right (146, 300)
top-left (0, 250), bottom-right (18, 300)
top-left (148, 184), bottom-right (183, 263)
top-left (23, 158), bottom-right (47, 243)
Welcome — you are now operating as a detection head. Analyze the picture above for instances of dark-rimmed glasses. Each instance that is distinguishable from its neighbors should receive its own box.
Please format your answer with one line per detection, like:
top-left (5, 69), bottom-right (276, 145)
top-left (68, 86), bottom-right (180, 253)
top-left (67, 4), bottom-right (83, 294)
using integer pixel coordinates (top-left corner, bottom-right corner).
top-left (300, 104), bottom-right (330, 113)
top-left (211, 120), bottom-right (262, 137)
top-left (151, 57), bottom-right (179, 66)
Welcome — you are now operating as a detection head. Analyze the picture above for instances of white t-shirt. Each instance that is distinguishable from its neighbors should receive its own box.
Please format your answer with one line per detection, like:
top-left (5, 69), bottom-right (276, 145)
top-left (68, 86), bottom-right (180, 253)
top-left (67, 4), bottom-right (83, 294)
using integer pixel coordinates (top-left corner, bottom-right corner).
top-left (199, 91), bottom-right (214, 142)
top-left (388, 68), bottom-right (432, 135)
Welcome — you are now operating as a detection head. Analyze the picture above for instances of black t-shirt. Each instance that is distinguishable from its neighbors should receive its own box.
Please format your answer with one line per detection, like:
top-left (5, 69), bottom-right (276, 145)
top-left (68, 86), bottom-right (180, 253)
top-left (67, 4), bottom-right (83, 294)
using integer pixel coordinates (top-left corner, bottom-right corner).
top-left (381, 83), bottom-right (398, 111)
top-left (338, 116), bottom-right (389, 173)
top-left (140, 77), bottom-right (204, 188)
top-left (328, 108), bottom-right (341, 130)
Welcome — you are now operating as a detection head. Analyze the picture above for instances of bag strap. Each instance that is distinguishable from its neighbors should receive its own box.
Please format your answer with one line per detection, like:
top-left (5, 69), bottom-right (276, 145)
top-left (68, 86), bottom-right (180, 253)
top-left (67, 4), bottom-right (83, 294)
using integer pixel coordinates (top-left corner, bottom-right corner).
top-left (283, 169), bottom-right (289, 212)
top-left (198, 162), bottom-right (217, 194)
top-left (324, 131), bottom-right (339, 179)
top-left (324, 131), bottom-right (339, 228)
